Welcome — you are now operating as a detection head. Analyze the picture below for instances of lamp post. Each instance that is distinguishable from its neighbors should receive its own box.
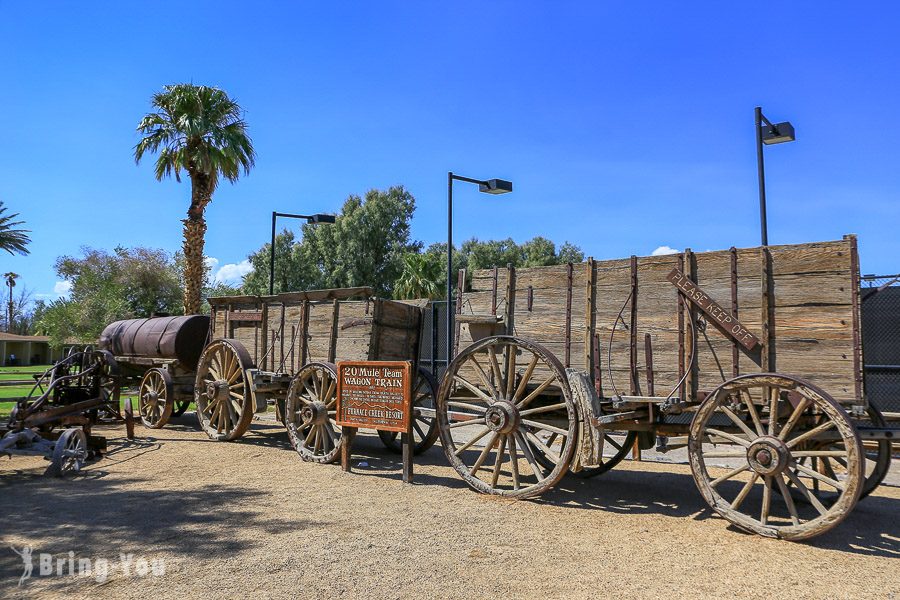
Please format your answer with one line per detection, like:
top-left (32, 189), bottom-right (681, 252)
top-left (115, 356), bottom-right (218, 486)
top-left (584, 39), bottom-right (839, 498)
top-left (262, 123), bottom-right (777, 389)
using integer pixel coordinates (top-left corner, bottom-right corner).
top-left (446, 172), bottom-right (513, 360)
top-left (269, 211), bottom-right (336, 295)
top-left (755, 106), bottom-right (796, 246)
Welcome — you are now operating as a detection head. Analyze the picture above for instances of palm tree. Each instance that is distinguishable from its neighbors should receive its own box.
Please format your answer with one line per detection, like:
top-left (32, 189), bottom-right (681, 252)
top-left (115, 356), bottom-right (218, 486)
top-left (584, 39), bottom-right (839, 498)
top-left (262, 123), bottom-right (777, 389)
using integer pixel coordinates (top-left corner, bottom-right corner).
top-left (4, 272), bottom-right (17, 333)
top-left (0, 201), bottom-right (31, 255)
top-left (394, 253), bottom-right (444, 300)
top-left (134, 84), bottom-right (256, 314)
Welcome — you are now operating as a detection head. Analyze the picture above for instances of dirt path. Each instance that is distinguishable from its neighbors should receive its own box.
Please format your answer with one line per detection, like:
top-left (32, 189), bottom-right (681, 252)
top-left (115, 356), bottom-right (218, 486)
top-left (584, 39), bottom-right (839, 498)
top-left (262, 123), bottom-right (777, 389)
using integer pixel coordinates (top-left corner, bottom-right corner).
top-left (1, 416), bottom-right (898, 599)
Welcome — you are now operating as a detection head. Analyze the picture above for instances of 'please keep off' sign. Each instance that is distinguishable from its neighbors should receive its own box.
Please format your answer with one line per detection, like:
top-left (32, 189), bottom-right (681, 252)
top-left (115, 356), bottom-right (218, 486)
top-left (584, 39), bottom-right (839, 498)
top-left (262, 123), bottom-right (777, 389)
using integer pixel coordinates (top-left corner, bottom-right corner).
top-left (666, 268), bottom-right (760, 351)
top-left (336, 361), bottom-right (412, 432)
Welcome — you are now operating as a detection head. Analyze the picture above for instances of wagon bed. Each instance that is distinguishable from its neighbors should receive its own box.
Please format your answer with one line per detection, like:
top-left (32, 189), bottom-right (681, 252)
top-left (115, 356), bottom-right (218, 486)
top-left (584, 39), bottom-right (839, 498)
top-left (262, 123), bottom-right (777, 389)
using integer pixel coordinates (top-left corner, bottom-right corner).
top-left (435, 235), bottom-right (892, 541)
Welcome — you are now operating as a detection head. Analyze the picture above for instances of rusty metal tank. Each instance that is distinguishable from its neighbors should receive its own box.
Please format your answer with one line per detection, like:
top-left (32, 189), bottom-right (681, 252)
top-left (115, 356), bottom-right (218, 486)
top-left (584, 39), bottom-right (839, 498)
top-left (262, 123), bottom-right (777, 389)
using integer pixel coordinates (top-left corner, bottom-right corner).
top-left (99, 315), bottom-right (210, 367)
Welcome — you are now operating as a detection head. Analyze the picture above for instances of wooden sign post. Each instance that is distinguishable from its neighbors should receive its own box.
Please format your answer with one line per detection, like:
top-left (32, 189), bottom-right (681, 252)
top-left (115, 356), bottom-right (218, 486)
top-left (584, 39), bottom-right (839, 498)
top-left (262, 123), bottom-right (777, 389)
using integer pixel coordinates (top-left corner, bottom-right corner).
top-left (336, 360), bottom-right (414, 483)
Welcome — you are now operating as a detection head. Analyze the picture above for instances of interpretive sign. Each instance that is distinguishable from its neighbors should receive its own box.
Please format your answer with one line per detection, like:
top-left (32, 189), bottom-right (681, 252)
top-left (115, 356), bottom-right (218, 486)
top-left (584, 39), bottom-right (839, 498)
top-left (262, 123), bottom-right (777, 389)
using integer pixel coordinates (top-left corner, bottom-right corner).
top-left (667, 268), bottom-right (760, 351)
top-left (336, 361), bottom-right (412, 432)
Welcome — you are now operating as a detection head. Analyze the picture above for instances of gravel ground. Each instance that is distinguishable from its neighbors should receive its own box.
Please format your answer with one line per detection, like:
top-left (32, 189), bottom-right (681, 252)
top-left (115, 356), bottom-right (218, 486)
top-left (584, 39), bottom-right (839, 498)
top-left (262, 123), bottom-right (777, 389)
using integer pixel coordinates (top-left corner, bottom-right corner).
top-left (1, 414), bottom-right (898, 599)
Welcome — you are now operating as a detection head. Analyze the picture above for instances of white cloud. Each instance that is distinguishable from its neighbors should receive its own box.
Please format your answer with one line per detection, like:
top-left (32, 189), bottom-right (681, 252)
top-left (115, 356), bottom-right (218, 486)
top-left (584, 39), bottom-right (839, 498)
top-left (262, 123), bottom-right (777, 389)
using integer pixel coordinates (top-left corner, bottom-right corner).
top-left (651, 245), bottom-right (679, 256)
top-left (204, 256), bottom-right (220, 272)
top-left (214, 260), bottom-right (253, 285)
top-left (53, 281), bottom-right (73, 296)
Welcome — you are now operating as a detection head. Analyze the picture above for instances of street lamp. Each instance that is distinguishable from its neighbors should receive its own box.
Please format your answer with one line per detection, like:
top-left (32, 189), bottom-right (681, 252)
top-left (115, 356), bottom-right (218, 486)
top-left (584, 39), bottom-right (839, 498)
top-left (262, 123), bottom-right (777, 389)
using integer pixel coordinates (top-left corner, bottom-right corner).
top-left (755, 106), bottom-right (796, 246)
top-left (446, 172), bottom-right (513, 360)
top-left (269, 211), bottom-right (336, 295)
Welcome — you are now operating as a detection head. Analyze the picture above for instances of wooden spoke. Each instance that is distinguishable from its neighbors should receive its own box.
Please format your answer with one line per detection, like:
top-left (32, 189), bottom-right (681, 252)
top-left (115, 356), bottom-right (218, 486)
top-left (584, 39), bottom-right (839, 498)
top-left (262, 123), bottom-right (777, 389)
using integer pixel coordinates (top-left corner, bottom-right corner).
top-left (793, 462), bottom-right (845, 491)
top-left (710, 464), bottom-right (749, 487)
top-left (447, 401), bottom-right (488, 413)
top-left (449, 418), bottom-right (486, 429)
top-left (490, 435), bottom-right (507, 488)
top-left (453, 426), bottom-right (492, 456)
top-left (469, 432), bottom-right (500, 476)
top-left (730, 472), bottom-right (760, 510)
top-left (704, 428), bottom-right (751, 447)
top-left (516, 432), bottom-right (545, 480)
top-left (720, 406), bottom-right (758, 440)
top-left (505, 345), bottom-right (516, 400)
top-left (784, 469), bottom-right (828, 515)
top-left (521, 419), bottom-right (569, 437)
top-left (777, 398), bottom-right (811, 441)
top-left (468, 355), bottom-right (496, 396)
top-left (453, 375), bottom-right (495, 404)
top-left (775, 474), bottom-right (801, 526)
top-left (487, 346), bottom-right (504, 392)
top-left (760, 476), bottom-right (772, 525)
top-left (518, 402), bottom-right (568, 417)
top-left (702, 451), bottom-right (748, 459)
top-left (516, 374), bottom-right (557, 410)
top-left (508, 434), bottom-right (520, 490)
top-left (524, 431), bottom-right (561, 464)
top-left (791, 450), bottom-right (848, 457)
top-left (513, 355), bottom-right (539, 403)
top-left (767, 386), bottom-right (779, 436)
top-left (786, 420), bottom-right (836, 449)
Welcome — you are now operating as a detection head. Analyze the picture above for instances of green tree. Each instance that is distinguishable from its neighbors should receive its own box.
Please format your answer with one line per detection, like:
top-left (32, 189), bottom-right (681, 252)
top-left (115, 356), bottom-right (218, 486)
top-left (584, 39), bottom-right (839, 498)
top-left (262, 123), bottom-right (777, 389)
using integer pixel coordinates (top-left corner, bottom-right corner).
top-left (557, 241), bottom-right (585, 264)
top-left (134, 84), bottom-right (256, 314)
top-left (394, 252), bottom-right (444, 299)
top-left (243, 186), bottom-right (419, 297)
top-left (0, 201), bottom-right (30, 255)
top-left (39, 247), bottom-right (183, 346)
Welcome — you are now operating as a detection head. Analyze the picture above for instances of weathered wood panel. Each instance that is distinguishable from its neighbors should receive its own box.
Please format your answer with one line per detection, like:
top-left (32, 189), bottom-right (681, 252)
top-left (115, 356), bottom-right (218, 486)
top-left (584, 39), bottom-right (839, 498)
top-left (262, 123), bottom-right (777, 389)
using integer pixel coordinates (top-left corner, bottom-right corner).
top-left (208, 291), bottom-right (422, 373)
top-left (458, 238), bottom-right (859, 403)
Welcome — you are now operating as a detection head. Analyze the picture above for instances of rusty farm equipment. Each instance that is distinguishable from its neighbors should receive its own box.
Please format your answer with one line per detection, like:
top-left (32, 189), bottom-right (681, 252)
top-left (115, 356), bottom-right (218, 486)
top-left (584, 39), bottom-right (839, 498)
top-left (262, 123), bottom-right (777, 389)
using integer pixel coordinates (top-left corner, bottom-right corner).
top-left (0, 348), bottom-right (122, 476)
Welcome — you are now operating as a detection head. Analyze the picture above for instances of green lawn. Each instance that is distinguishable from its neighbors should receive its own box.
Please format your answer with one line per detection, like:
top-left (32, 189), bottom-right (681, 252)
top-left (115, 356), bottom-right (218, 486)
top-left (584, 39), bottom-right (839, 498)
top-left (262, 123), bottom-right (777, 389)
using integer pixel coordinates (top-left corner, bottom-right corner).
top-left (0, 365), bottom-right (51, 381)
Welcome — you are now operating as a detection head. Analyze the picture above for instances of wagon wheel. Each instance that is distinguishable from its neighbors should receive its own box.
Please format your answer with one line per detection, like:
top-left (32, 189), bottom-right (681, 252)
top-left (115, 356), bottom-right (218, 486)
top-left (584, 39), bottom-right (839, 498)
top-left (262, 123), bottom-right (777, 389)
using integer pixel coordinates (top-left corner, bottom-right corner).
top-left (285, 362), bottom-right (343, 463)
top-left (436, 335), bottom-right (578, 498)
top-left (94, 350), bottom-right (122, 421)
top-left (378, 367), bottom-right (440, 455)
top-left (689, 373), bottom-right (863, 541)
top-left (194, 339), bottom-right (256, 441)
top-left (572, 431), bottom-right (639, 478)
top-left (138, 368), bottom-right (173, 428)
top-left (171, 399), bottom-right (191, 418)
top-left (784, 403), bottom-right (891, 501)
top-left (45, 428), bottom-right (88, 476)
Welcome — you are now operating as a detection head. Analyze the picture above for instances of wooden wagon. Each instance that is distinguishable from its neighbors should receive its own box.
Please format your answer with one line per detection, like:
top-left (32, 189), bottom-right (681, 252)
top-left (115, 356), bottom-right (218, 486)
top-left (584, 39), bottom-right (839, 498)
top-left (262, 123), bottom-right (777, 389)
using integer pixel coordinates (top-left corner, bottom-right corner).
top-left (202, 287), bottom-right (436, 460)
top-left (435, 235), bottom-right (894, 541)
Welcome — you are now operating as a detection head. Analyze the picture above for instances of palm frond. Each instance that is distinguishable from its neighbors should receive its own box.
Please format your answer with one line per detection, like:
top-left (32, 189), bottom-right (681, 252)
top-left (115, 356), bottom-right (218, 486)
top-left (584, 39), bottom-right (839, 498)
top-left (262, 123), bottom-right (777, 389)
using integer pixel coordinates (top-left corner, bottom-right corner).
top-left (0, 201), bottom-right (31, 256)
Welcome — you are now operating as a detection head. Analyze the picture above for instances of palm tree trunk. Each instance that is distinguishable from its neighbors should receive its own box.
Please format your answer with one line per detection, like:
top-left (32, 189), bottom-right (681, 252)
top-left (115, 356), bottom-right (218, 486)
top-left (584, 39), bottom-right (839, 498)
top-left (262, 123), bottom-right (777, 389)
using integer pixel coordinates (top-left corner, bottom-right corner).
top-left (183, 174), bottom-right (211, 314)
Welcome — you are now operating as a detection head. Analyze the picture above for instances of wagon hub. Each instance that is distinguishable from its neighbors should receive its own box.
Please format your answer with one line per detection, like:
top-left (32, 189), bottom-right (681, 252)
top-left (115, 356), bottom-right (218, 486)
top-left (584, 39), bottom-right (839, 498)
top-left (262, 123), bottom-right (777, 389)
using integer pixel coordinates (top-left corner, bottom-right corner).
top-left (206, 380), bottom-right (230, 403)
top-left (300, 402), bottom-right (328, 426)
top-left (746, 436), bottom-right (789, 476)
top-left (484, 402), bottom-right (519, 434)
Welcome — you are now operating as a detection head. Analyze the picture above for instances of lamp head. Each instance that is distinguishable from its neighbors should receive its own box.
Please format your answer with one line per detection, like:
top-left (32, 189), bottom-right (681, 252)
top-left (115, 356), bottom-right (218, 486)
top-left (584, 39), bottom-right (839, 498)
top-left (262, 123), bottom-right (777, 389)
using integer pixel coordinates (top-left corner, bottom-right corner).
top-left (761, 121), bottom-right (795, 145)
top-left (478, 179), bottom-right (513, 194)
top-left (308, 213), bottom-right (337, 224)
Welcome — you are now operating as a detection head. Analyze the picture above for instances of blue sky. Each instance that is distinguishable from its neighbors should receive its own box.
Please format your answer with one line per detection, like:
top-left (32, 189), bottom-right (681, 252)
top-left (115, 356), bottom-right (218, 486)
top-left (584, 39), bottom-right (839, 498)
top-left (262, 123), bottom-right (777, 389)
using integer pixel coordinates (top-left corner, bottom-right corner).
top-left (2, 2), bottom-right (899, 301)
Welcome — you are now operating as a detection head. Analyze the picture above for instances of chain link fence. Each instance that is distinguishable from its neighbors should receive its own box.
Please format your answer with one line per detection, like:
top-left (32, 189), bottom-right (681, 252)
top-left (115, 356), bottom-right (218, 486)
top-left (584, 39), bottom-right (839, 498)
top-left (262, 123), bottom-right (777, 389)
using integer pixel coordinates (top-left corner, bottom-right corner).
top-left (861, 274), bottom-right (900, 416)
top-left (418, 300), bottom-right (449, 381)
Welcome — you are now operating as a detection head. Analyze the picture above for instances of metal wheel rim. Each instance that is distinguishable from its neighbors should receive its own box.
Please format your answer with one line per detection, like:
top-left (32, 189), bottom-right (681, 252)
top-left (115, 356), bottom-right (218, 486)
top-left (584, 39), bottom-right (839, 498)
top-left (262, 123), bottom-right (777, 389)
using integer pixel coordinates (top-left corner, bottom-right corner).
top-left (689, 373), bottom-right (863, 541)
top-left (436, 335), bottom-right (577, 498)
top-left (194, 340), bottom-right (254, 441)
top-left (285, 362), bottom-right (342, 463)
top-left (572, 431), bottom-right (638, 478)
top-left (139, 369), bottom-right (172, 429)
top-left (52, 428), bottom-right (87, 475)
